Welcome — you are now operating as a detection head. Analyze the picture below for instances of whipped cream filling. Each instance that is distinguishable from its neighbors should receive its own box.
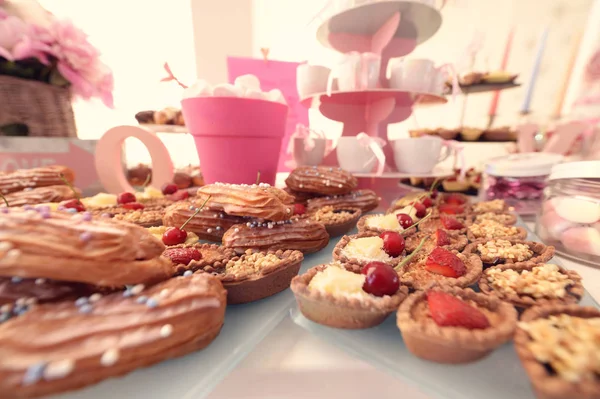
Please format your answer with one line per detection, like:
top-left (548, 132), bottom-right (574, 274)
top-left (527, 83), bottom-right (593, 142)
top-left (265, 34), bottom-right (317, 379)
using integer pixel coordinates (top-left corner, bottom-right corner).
top-left (366, 213), bottom-right (403, 231)
top-left (341, 236), bottom-right (393, 263)
top-left (308, 265), bottom-right (370, 300)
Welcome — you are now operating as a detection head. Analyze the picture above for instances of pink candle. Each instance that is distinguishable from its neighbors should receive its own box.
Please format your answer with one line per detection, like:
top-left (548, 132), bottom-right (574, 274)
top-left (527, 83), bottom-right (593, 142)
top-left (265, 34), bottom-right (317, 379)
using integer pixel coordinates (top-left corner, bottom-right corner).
top-left (488, 28), bottom-right (515, 116)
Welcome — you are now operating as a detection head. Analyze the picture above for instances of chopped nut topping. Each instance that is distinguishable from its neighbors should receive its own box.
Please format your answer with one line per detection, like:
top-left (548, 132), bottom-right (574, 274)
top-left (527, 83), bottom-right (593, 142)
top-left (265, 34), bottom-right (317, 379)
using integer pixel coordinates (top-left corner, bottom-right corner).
top-left (469, 219), bottom-right (519, 239)
top-left (477, 239), bottom-right (533, 263)
top-left (312, 206), bottom-right (356, 224)
top-left (472, 200), bottom-right (505, 213)
top-left (519, 314), bottom-right (600, 382)
top-left (225, 252), bottom-right (282, 276)
top-left (474, 212), bottom-right (513, 224)
top-left (487, 264), bottom-right (574, 299)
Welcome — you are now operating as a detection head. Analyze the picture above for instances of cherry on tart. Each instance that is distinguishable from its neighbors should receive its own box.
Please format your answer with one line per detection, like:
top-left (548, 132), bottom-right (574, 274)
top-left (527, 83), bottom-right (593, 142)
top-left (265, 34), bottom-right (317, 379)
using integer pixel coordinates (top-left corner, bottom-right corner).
top-left (293, 203), bottom-right (306, 216)
top-left (441, 215), bottom-right (464, 230)
top-left (161, 195), bottom-right (210, 246)
top-left (397, 213), bottom-right (414, 229)
top-left (116, 192), bottom-right (136, 204)
top-left (410, 201), bottom-right (427, 218)
top-left (61, 199), bottom-right (85, 212)
top-left (361, 261), bottom-right (400, 297)
top-left (379, 231), bottom-right (405, 257)
top-left (421, 196), bottom-right (434, 208)
top-left (161, 183), bottom-right (178, 195)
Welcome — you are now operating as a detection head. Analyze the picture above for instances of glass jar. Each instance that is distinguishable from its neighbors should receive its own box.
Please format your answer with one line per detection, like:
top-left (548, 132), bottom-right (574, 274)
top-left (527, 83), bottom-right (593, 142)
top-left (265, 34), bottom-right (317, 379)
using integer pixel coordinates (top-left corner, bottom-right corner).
top-left (480, 153), bottom-right (564, 216)
top-left (535, 160), bottom-right (600, 265)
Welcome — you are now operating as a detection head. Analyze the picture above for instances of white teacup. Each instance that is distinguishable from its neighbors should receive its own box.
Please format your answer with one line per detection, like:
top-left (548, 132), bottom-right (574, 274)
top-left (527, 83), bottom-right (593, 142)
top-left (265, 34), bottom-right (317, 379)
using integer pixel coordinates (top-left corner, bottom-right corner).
top-left (336, 136), bottom-right (384, 173)
top-left (327, 52), bottom-right (381, 95)
top-left (392, 136), bottom-right (452, 174)
top-left (297, 64), bottom-right (333, 99)
top-left (388, 58), bottom-right (448, 94)
top-left (293, 137), bottom-right (326, 166)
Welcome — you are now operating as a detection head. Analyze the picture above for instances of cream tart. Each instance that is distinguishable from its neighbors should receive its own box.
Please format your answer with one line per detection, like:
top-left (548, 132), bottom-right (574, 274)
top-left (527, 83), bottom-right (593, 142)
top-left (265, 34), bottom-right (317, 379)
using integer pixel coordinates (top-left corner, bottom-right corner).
top-left (291, 262), bottom-right (409, 329)
top-left (309, 206), bottom-right (361, 237)
top-left (397, 284), bottom-right (517, 364)
top-left (514, 305), bottom-right (600, 399)
top-left (469, 199), bottom-right (509, 214)
top-left (462, 239), bottom-right (555, 268)
top-left (467, 219), bottom-right (527, 242)
top-left (478, 263), bottom-right (584, 309)
top-left (333, 233), bottom-right (405, 267)
top-left (357, 212), bottom-right (416, 236)
top-left (399, 247), bottom-right (483, 290)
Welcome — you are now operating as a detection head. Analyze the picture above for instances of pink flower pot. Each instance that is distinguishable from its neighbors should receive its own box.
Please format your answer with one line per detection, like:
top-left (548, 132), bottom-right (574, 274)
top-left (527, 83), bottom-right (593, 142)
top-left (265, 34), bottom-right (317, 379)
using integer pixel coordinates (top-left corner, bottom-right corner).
top-left (182, 97), bottom-right (288, 185)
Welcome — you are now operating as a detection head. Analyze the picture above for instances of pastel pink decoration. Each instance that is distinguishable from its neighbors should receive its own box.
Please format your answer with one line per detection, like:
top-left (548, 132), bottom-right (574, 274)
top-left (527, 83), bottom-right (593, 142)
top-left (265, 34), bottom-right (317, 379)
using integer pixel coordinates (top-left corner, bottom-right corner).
top-left (356, 132), bottom-right (387, 175)
top-left (560, 227), bottom-right (600, 257)
top-left (552, 196), bottom-right (600, 224)
top-left (516, 123), bottom-right (540, 153)
top-left (488, 27), bottom-right (514, 117)
top-left (538, 210), bottom-right (576, 240)
top-left (95, 126), bottom-right (174, 194)
top-left (181, 97), bottom-right (288, 185)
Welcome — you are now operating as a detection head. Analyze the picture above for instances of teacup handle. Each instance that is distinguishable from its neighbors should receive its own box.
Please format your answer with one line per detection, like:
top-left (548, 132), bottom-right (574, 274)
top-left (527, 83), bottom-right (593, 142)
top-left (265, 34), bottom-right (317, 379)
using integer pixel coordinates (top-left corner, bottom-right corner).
top-left (438, 143), bottom-right (451, 163)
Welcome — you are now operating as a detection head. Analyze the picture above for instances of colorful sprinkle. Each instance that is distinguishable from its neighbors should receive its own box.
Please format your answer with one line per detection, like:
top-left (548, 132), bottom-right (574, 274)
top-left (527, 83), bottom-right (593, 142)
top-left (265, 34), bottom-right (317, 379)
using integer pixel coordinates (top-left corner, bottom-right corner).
top-left (43, 359), bottom-right (74, 380)
top-left (135, 296), bottom-right (148, 304)
top-left (79, 304), bottom-right (93, 314)
top-left (81, 212), bottom-right (92, 222)
top-left (0, 208), bottom-right (8, 214)
top-left (160, 324), bottom-right (173, 337)
top-left (23, 362), bottom-right (47, 385)
top-left (183, 270), bottom-right (193, 277)
top-left (146, 298), bottom-right (159, 308)
top-left (74, 297), bottom-right (88, 307)
top-left (130, 284), bottom-right (145, 295)
top-left (66, 208), bottom-right (78, 214)
top-left (79, 231), bottom-right (92, 242)
top-left (89, 293), bottom-right (102, 303)
top-left (100, 348), bottom-right (120, 367)
top-left (11, 276), bottom-right (22, 283)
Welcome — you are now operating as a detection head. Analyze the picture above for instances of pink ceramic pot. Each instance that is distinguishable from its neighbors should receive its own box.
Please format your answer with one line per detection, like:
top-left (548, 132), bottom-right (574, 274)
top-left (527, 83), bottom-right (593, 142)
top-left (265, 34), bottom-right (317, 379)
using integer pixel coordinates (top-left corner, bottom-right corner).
top-left (182, 97), bottom-right (288, 185)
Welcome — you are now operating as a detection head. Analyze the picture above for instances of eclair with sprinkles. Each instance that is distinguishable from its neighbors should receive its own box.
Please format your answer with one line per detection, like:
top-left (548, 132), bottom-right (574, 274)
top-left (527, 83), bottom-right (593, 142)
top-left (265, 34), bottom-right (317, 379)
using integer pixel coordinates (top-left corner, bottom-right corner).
top-left (285, 166), bottom-right (357, 196)
top-left (0, 166), bottom-right (75, 195)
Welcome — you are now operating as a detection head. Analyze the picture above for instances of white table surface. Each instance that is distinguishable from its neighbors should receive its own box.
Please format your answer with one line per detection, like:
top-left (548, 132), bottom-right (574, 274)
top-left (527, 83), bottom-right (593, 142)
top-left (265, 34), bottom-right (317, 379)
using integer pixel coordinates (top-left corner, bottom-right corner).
top-left (207, 223), bottom-right (600, 399)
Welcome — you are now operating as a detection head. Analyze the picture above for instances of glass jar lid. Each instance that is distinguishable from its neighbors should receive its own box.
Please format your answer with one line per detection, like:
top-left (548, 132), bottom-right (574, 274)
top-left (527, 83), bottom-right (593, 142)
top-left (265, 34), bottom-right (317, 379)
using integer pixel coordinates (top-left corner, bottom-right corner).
top-left (484, 153), bottom-right (565, 177)
top-left (548, 160), bottom-right (600, 181)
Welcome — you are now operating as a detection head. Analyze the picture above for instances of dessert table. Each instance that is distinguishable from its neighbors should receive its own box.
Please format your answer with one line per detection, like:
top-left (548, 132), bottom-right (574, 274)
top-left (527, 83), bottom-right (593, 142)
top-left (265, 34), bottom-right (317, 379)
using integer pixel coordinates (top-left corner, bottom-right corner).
top-left (207, 222), bottom-right (600, 399)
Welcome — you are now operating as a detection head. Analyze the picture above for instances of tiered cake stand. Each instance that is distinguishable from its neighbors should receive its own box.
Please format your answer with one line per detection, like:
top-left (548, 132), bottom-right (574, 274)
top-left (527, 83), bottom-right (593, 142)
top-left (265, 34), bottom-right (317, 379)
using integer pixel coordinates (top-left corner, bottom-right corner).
top-left (300, 1), bottom-right (449, 201)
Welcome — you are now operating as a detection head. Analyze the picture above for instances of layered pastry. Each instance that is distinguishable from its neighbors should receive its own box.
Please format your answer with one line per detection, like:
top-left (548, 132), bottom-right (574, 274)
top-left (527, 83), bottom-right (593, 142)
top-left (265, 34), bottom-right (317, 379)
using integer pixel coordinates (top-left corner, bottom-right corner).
top-left (0, 274), bottom-right (226, 398)
top-left (0, 277), bottom-right (96, 306)
top-left (418, 215), bottom-right (467, 234)
top-left (514, 305), bottom-right (600, 399)
top-left (469, 212), bottom-right (517, 226)
top-left (197, 183), bottom-right (294, 222)
top-left (291, 262), bottom-right (409, 329)
top-left (467, 219), bottom-right (528, 241)
top-left (285, 166), bottom-right (357, 196)
top-left (405, 229), bottom-right (468, 254)
top-left (306, 189), bottom-right (379, 213)
top-left (462, 239), bottom-right (555, 268)
top-left (333, 232), bottom-right (405, 268)
top-left (479, 263), bottom-right (584, 309)
top-left (0, 165), bottom-right (75, 195)
top-left (309, 206), bottom-right (361, 237)
top-left (163, 201), bottom-right (247, 242)
top-left (0, 208), bottom-right (172, 287)
top-left (399, 247), bottom-right (482, 290)
top-left (222, 218), bottom-right (329, 254)
top-left (470, 199), bottom-right (508, 214)
top-left (396, 285), bottom-right (517, 363)
top-left (195, 249), bottom-right (304, 304)
top-left (0, 185), bottom-right (80, 208)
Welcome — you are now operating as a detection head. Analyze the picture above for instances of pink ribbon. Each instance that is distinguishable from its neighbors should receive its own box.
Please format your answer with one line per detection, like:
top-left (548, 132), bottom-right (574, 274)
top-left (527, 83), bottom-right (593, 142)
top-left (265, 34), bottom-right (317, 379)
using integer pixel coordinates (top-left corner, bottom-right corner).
top-left (356, 132), bottom-right (387, 175)
top-left (444, 140), bottom-right (466, 180)
top-left (437, 63), bottom-right (461, 101)
top-left (287, 124), bottom-right (326, 154)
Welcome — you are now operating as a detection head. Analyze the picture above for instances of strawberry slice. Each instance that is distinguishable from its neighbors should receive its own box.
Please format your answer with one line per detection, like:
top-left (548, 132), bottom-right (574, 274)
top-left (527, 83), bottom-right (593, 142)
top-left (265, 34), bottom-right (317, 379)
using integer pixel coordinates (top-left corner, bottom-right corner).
top-left (425, 247), bottom-right (466, 277)
top-left (440, 215), bottom-right (464, 230)
top-left (435, 229), bottom-right (451, 246)
top-left (427, 291), bottom-right (490, 329)
top-left (438, 203), bottom-right (465, 215)
top-left (443, 193), bottom-right (467, 205)
top-left (163, 247), bottom-right (202, 265)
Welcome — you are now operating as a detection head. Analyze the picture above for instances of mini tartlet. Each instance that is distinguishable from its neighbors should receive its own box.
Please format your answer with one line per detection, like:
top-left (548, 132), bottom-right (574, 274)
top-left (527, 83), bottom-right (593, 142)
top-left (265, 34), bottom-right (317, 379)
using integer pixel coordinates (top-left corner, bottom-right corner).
top-left (468, 212), bottom-right (517, 226)
top-left (514, 305), bottom-right (600, 399)
top-left (478, 263), bottom-right (584, 309)
top-left (462, 239), bottom-right (555, 268)
top-left (405, 230), bottom-right (468, 254)
top-left (333, 233), bottom-right (405, 267)
top-left (399, 249), bottom-right (483, 290)
top-left (163, 243), bottom-right (236, 275)
top-left (396, 285), bottom-right (518, 363)
top-left (467, 219), bottom-right (528, 241)
top-left (291, 262), bottom-right (409, 329)
top-left (310, 206), bottom-right (361, 237)
top-left (198, 249), bottom-right (304, 304)
top-left (357, 212), bottom-right (416, 235)
top-left (469, 199), bottom-right (509, 214)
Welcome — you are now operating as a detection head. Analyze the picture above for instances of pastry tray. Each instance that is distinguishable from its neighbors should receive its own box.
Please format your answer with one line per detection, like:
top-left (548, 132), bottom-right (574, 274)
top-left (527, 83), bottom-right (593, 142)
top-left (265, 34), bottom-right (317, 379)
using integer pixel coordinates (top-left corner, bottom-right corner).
top-left (290, 217), bottom-right (599, 399)
top-left (58, 239), bottom-right (338, 399)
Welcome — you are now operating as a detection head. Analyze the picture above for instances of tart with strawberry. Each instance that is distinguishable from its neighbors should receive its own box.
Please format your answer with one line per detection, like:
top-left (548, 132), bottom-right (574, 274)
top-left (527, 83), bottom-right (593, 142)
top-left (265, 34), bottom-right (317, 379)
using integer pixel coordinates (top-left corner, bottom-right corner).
top-left (514, 304), bottom-right (600, 399)
top-left (333, 232), bottom-right (407, 268)
top-left (291, 262), bottom-right (409, 329)
top-left (399, 247), bottom-right (483, 290)
top-left (309, 206), bottom-right (361, 237)
top-left (396, 284), bottom-right (517, 363)
top-left (417, 215), bottom-right (467, 234)
top-left (194, 249), bottom-right (304, 304)
top-left (404, 229), bottom-right (468, 254)
top-left (468, 211), bottom-right (517, 226)
top-left (478, 262), bottom-right (584, 309)
top-left (462, 239), bottom-right (555, 268)
top-left (467, 219), bottom-right (527, 242)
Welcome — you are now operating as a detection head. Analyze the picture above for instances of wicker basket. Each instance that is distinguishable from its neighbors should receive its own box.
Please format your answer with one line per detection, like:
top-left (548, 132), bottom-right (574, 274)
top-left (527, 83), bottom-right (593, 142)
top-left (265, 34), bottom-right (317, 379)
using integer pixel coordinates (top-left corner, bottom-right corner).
top-left (0, 75), bottom-right (77, 137)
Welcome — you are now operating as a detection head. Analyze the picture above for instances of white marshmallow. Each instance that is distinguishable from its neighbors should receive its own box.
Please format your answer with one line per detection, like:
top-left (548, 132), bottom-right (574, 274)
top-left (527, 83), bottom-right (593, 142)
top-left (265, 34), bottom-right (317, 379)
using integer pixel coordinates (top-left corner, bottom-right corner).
top-left (245, 89), bottom-right (268, 101)
top-left (182, 79), bottom-right (213, 99)
top-left (212, 83), bottom-right (243, 98)
top-left (560, 227), bottom-right (600, 256)
top-left (267, 88), bottom-right (287, 104)
top-left (234, 74), bottom-right (261, 92)
top-left (552, 197), bottom-right (600, 224)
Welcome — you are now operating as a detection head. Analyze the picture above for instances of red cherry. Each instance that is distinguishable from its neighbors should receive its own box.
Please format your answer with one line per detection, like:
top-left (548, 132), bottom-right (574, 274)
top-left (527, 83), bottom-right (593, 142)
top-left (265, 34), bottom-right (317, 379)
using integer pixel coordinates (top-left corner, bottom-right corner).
top-left (293, 203), bottom-right (306, 215)
top-left (411, 201), bottom-right (427, 218)
top-left (421, 196), bottom-right (433, 208)
top-left (122, 202), bottom-right (144, 210)
top-left (431, 189), bottom-right (439, 199)
top-left (61, 199), bottom-right (85, 212)
top-left (379, 231), bottom-right (405, 257)
top-left (361, 261), bottom-right (400, 297)
top-left (167, 190), bottom-right (190, 201)
top-left (162, 226), bottom-right (187, 246)
top-left (161, 183), bottom-right (178, 195)
top-left (396, 213), bottom-right (414, 229)
top-left (117, 192), bottom-right (136, 204)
